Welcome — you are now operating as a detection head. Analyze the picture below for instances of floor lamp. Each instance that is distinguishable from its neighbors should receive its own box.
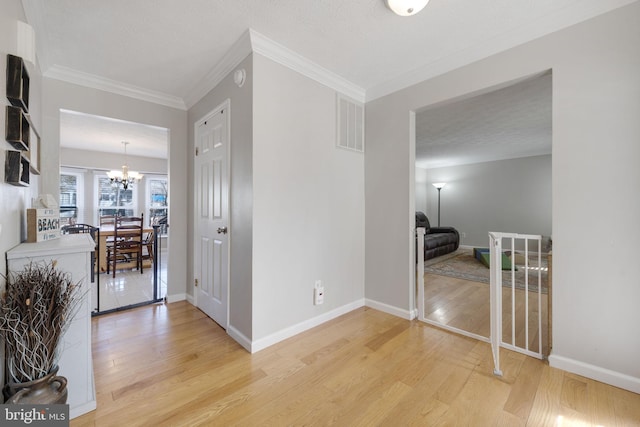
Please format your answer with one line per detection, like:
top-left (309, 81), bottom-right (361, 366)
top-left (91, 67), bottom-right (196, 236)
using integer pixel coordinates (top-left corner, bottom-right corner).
top-left (432, 182), bottom-right (446, 227)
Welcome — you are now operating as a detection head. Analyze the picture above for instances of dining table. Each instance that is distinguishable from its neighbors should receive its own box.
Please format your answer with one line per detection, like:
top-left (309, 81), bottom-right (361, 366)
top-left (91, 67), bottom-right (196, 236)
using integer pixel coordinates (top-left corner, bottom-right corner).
top-left (98, 225), bottom-right (154, 273)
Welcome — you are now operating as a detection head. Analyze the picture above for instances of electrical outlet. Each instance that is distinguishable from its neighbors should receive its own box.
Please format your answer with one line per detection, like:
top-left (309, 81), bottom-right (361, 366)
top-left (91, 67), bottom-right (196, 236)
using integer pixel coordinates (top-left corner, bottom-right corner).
top-left (461, 232), bottom-right (466, 238)
top-left (314, 280), bottom-right (324, 305)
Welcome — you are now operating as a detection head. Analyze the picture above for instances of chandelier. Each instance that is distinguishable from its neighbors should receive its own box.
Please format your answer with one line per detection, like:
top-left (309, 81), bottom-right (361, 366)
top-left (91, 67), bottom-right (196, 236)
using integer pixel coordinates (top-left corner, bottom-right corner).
top-left (107, 141), bottom-right (143, 190)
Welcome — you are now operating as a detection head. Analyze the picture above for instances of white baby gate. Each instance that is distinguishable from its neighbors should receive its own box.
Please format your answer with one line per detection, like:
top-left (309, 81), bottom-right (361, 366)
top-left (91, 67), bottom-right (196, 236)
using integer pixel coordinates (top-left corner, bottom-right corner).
top-left (416, 228), bottom-right (546, 376)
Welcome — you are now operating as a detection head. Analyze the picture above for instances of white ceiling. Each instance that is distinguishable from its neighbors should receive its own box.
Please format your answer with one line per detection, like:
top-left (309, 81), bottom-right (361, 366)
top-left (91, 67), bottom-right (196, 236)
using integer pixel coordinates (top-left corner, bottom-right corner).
top-left (22, 0), bottom-right (637, 159)
top-left (59, 110), bottom-right (168, 159)
top-left (416, 72), bottom-right (552, 169)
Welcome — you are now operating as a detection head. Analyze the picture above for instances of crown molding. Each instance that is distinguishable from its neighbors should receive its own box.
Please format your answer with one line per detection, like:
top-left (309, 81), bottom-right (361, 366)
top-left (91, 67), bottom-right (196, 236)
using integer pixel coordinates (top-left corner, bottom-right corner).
top-left (39, 27), bottom-right (365, 111)
top-left (44, 65), bottom-right (187, 110)
top-left (183, 30), bottom-right (253, 109)
top-left (248, 29), bottom-right (365, 103)
top-left (185, 29), bottom-right (365, 108)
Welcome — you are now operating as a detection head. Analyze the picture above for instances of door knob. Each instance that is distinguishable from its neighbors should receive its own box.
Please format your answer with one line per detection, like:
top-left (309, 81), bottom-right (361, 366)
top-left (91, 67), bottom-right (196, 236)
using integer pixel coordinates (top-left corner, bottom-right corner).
top-left (217, 226), bottom-right (228, 234)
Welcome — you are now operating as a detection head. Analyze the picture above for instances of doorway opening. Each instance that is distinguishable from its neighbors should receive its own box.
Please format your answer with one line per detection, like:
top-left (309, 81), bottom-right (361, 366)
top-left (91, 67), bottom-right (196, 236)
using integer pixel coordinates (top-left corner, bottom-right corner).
top-left (59, 109), bottom-right (170, 314)
top-left (413, 71), bottom-right (552, 357)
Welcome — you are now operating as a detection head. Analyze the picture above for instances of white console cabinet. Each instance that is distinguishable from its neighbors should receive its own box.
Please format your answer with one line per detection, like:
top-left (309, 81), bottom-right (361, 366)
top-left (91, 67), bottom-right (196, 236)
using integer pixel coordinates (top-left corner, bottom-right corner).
top-left (6, 234), bottom-right (96, 418)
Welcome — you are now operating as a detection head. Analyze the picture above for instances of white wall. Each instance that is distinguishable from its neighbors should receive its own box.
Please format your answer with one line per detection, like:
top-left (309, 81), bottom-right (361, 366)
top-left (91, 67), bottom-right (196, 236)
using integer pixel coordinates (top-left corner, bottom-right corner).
top-left (188, 54), bottom-right (254, 341)
top-left (42, 79), bottom-right (188, 302)
top-left (1, 1), bottom-right (41, 282)
top-left (415, 166), bottom-right (428, 214)
top-left (0, 0), bottom-right (42, 402)
top-left (366, 3), bottom-right (640, 393)
top-left (252, 53), bottom-right (365, 342)
top-left (425, 155), bottom-right (552, 248)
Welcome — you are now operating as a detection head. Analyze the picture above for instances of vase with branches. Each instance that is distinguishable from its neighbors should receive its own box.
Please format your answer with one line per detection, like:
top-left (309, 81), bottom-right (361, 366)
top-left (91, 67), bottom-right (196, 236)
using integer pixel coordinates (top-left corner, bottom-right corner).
top-left (0, 261), bottom-right (84, 403)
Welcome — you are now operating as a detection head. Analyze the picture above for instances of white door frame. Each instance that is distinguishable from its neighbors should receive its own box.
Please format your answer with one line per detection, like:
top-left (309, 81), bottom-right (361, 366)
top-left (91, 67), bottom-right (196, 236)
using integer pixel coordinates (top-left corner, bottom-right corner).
top-left (193, 99), bottom-right (231, 328)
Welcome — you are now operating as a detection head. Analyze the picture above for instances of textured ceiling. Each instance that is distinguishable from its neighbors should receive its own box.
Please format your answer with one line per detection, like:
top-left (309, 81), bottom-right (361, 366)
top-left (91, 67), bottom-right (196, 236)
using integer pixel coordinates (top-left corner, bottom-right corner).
top-left (21, 0), bottom-right (637, 160)
top-left (416, 72), bottom-right (552, 169)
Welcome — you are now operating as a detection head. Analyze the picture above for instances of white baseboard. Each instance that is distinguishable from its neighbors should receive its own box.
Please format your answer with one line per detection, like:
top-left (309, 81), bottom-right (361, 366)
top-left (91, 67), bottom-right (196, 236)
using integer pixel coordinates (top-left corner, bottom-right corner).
top-left (166, 293), bottom-right (187, 303)
top-left (227, 324), bottom-right (252, 352)
top-left (70, 400), bottom-right (97, 419)
top-left (549, 353), bottom-right (640, 394)
top-left (365, 298), bottom-right (414, 320)
top-left (249, 299), bottom-right (365, 353)
top-left (185, 293), bottom-right (194, 305)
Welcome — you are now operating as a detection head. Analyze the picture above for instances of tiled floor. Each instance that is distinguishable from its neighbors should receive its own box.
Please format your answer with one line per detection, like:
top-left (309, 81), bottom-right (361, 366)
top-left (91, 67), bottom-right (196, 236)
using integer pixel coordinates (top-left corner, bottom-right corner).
top-left (92, 249), bottom-right (168, 313)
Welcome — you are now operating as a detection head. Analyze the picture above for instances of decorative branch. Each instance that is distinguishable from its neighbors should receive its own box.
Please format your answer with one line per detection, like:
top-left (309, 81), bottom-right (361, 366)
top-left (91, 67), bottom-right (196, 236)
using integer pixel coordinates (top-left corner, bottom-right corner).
top-left (0, 262), bottom-right (85, 383)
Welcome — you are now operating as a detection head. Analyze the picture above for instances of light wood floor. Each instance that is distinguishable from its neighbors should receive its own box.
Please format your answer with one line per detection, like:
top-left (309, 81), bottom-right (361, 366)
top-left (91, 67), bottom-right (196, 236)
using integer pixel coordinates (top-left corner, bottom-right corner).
top-left (71, 301), bottom-right (640, 426)
top-left (424, 273), bottom-right (549, 356)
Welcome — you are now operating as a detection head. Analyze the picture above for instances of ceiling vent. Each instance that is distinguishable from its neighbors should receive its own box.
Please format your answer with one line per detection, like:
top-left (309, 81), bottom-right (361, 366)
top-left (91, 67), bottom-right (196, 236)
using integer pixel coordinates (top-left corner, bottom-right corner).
top-left (336, 94), bottom-right (364, 153)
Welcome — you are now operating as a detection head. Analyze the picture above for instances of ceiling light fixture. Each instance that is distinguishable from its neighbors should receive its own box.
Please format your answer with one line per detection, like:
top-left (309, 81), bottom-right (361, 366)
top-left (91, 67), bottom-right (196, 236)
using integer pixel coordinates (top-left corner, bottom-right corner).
top-left (107, 141), bottom-right (143, 190)
top-left (385, 0), bottom-right (430, 16)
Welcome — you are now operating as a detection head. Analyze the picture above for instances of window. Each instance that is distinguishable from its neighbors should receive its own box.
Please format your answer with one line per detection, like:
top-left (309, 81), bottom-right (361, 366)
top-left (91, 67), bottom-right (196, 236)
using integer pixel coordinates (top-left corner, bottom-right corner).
top-left (146, 176), bottom-right (168, 235)
top-left (59, 170), bottom-right (85, 226)
top-left (96, 175), bottom-right (137, 219)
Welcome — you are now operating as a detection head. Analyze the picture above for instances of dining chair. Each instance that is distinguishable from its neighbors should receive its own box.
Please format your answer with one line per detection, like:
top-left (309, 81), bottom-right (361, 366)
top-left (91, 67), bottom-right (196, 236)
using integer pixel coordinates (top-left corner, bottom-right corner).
top-left (99, 214), bottom-right (117, 249)
top-left (108, 214), bottom-right (144, 278)
top-left (99, 215), bottom-right (117, 226)
top-left (142, 228), bottom-right (154, 265)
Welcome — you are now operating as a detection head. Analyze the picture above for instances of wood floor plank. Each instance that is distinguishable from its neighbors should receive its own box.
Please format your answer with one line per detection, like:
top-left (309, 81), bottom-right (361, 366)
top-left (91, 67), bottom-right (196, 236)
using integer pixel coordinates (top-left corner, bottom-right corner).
top-left (526, 365), bottom-right (566, 427)
top-left (503, 354), bottom-right (544, 419)
top-left (70, 301), bottom-right (640, 426)
top-left (378, 358), bottom-right (454, 425)
top-left (587, 378), bottom-right (618, 427)
top-left (348, 380), bottom-right (413, 427)
top-left (425, 272), bottom-right (549, 355)
top-left (560, 375), bottom-right (589, 414)
top-left (434, 371), bottom-right (511, 426)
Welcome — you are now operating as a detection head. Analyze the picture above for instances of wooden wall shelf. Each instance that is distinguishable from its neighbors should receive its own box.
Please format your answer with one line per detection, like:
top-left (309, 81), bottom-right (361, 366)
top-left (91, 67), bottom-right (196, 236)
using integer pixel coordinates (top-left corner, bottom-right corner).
top-left (5, 150), bottom-right (30, 186)
top-left (5, 105), bottom-right (30, 150)
top-left (6, 54), bottom-right (30, 112)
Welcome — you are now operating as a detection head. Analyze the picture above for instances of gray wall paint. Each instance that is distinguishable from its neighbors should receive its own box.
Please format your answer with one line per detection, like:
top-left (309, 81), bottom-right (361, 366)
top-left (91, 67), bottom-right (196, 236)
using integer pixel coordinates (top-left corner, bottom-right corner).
top-left (0, 0), bottom-right (42, 398)
top-left (187, 52), bottom-right (365, 344)
top-left (366, 3), bottom-right (640, 388)
top-left (188, 54), bottom-right (254, 340)
top-left (252, 53), bottom-right (364, 340)
top-left (415, 166), bottom-right (428, 214)
top-left (41, 78), bottom-right (188, 302)
top-left (0, 2), bottom-right (41, 281)
top-left (424, 155), bottom-right (552, 248)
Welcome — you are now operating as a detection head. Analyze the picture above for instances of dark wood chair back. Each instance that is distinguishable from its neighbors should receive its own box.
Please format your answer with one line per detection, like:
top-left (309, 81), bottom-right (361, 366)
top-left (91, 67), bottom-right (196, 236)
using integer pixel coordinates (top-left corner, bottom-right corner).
top-left (110, 214), bottom-right (144, 278)
top-left (99, 215), bottom-right (117, 226)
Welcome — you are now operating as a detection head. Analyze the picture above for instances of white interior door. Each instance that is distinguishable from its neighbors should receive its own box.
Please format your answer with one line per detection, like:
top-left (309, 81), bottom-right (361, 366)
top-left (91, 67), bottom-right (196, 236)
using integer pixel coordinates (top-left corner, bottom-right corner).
top-left (194, 100), bottom-right (229, 329)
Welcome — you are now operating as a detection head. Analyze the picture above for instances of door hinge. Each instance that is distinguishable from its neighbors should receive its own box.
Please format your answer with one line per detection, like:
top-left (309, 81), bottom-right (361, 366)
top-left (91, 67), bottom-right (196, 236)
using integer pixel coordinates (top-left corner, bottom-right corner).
top-left (195, 278), bottom-right (198, 287)
top-left (196, 147), bottom-right (199, 156)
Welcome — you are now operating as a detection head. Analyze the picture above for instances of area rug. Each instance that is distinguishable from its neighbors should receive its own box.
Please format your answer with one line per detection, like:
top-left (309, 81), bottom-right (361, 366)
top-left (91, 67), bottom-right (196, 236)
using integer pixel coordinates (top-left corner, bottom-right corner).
top-left (424, 248), bottom-right (548, 293)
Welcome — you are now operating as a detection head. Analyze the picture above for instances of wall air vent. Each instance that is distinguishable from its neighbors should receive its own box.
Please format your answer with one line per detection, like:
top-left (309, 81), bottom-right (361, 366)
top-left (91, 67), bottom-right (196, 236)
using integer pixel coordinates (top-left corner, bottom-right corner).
top-left (336, 94), bottom-right (364, 153)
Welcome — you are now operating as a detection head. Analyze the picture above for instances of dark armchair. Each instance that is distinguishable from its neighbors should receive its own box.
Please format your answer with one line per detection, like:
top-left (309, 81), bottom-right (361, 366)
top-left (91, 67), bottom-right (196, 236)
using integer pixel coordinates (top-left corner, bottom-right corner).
top-left (416, 211), bottom-right (460, 260)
